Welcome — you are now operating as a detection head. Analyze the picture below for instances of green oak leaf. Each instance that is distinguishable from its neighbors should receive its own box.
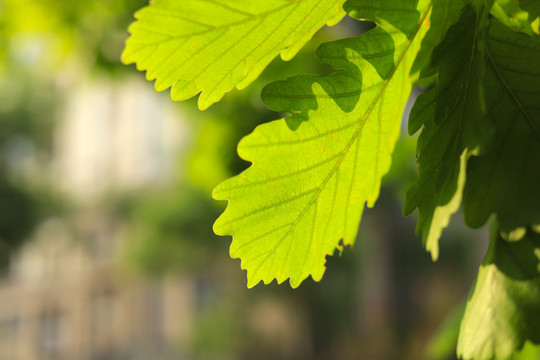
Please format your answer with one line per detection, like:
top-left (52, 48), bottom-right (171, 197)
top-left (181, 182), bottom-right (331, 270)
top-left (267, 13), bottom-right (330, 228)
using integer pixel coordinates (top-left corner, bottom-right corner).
top-left (463, 16), bottom-right (540, 235)
top-left (213, 0), bottom-right (433, 287)
top-left (411, 0), bottom-right (468, 75)
top-left (121, 0), bottom-right (345, 110)
top-left (457, 222), bottom-right (540, 360)
top-left (491, 0), bottom-right (540, 36)
top-left (404, 7), bottom-right (490, 260)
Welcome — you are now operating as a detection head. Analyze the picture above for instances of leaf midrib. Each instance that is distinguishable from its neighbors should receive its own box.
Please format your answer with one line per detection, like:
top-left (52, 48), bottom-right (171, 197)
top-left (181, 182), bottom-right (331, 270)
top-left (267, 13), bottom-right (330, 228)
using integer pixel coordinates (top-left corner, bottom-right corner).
top-left (248, 2), bottom-right (434, 280)
top-left (486, 46), bottom-right (540, 144)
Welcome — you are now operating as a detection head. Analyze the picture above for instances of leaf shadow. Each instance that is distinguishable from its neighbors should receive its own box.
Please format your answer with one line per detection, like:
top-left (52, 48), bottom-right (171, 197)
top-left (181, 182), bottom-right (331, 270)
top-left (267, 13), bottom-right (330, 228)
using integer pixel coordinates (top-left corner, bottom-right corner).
top-left (261, 22), bottom-right (405, 131)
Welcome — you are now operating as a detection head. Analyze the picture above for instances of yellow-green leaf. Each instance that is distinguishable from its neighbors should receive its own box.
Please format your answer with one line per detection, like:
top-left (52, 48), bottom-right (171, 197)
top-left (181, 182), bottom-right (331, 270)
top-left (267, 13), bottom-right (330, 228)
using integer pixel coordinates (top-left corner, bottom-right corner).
top-left (122, 0), bottom-right (345, 110)
top-left (213, 0), bottom-right (433, 287)
top-left (458, 223), bottom-right (540, 359)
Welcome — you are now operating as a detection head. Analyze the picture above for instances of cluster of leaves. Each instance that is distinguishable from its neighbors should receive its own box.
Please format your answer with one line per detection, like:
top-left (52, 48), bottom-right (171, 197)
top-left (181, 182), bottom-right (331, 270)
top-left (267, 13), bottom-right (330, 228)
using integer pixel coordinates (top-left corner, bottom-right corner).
top-left (122, 0), bottom-right (540, 358)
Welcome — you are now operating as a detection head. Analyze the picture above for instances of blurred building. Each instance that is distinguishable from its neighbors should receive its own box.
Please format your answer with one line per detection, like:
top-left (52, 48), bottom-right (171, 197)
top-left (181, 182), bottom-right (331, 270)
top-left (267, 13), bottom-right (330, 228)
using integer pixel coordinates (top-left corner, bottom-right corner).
top-left (55, 77), bottom-right (187, 201)
top-left (0, 217), bottom-right (195, 360)
top-left (0, 76), bottom-right (195, 360)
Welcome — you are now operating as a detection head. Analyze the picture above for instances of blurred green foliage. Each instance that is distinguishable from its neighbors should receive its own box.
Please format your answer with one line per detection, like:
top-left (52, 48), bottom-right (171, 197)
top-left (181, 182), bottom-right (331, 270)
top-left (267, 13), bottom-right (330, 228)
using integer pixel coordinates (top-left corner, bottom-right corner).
top-left (0, 0), bottom-right (147, 267)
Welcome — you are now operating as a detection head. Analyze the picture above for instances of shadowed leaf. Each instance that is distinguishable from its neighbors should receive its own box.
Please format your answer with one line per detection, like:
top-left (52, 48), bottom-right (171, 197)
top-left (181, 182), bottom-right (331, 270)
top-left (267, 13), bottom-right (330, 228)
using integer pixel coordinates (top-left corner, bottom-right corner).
top-left (463, 17), bottom-right (540, 235)
top-left (404, 7), bottom-right (488, 260)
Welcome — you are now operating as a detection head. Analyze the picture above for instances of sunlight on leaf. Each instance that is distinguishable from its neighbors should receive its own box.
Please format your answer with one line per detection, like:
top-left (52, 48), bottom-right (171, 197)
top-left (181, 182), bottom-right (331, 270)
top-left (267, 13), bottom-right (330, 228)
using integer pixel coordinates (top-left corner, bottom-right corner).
top-left (122, 0), bottom-right (345, 109)
top-left (491, 0), bottom-right (540, 36)
top-left (458, 222), bottom-right (540, 359)
top-left (213, 0), bottom-right (434, 287)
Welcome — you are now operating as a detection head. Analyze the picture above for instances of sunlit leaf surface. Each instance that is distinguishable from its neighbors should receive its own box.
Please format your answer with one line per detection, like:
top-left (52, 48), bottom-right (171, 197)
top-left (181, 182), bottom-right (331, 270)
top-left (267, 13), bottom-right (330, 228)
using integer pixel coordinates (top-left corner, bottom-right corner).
top-left (490, 0), bottom-right (540, 36)
top-left (458, 224), bottom-right (540, 359)
top-left (213, 0), bottom-right (433, 287)
top-left (122, 0), bottom-right (345, 109)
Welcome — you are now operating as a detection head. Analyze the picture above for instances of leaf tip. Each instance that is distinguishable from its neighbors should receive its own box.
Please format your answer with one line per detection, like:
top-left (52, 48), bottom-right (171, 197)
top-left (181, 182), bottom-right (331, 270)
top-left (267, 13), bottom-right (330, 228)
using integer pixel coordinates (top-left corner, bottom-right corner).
top-left (246, 278), bottom-right (261, 289)
top-left (120, 48), bottom-right (132, 66)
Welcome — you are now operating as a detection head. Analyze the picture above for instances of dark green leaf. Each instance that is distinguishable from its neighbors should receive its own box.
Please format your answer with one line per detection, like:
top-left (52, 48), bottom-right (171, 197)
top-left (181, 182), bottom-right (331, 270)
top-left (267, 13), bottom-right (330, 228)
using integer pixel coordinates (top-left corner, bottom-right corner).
top-left (463, 17), bottom-right (540, 236)
top-left (404, 7), bottom-right (489, 259)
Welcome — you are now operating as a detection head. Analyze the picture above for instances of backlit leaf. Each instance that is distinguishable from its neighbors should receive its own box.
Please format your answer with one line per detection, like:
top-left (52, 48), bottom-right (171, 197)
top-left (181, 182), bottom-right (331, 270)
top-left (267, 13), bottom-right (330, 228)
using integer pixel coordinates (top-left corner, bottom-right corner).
top-left (213, 0), bottom-right (433, 287)
top-left (490, 0), bottom-right (540, 36)
top-left (122, 0), bottom-right (345, 110)
top-left (458, 223), bottom-right (540, 359)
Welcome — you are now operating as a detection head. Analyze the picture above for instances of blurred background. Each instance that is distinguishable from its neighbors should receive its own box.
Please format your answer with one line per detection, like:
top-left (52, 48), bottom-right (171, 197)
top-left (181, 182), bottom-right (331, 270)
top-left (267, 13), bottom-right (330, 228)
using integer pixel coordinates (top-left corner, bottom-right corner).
top-left (0, 1), bottom-right (495, 359)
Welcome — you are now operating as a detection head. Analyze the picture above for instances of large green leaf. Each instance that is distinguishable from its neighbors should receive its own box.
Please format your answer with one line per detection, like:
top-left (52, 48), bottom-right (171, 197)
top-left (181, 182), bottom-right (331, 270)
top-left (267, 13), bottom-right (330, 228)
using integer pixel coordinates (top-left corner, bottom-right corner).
top-left (457, 223), bottom-right (540, 359)
top-left (463, 16), bottom-right (540, 235)
top-left (121, 0), bottom-right (345, 110)
top-left (213, 0), bottom-right (433, 287)
top-left (404, 6), bottom-right (489, 260)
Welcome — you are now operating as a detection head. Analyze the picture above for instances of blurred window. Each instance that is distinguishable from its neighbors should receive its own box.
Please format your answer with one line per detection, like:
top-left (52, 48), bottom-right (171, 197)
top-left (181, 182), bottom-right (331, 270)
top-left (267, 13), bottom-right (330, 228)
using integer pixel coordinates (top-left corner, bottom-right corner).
top-left (39, 309), bottom-right (66, 359)
top-left (90, 291), bottom-right (117, 357)
top-left (88, 226), bottom-right (113, 264)
top-left (0, 313), bottom-right (20, 339)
